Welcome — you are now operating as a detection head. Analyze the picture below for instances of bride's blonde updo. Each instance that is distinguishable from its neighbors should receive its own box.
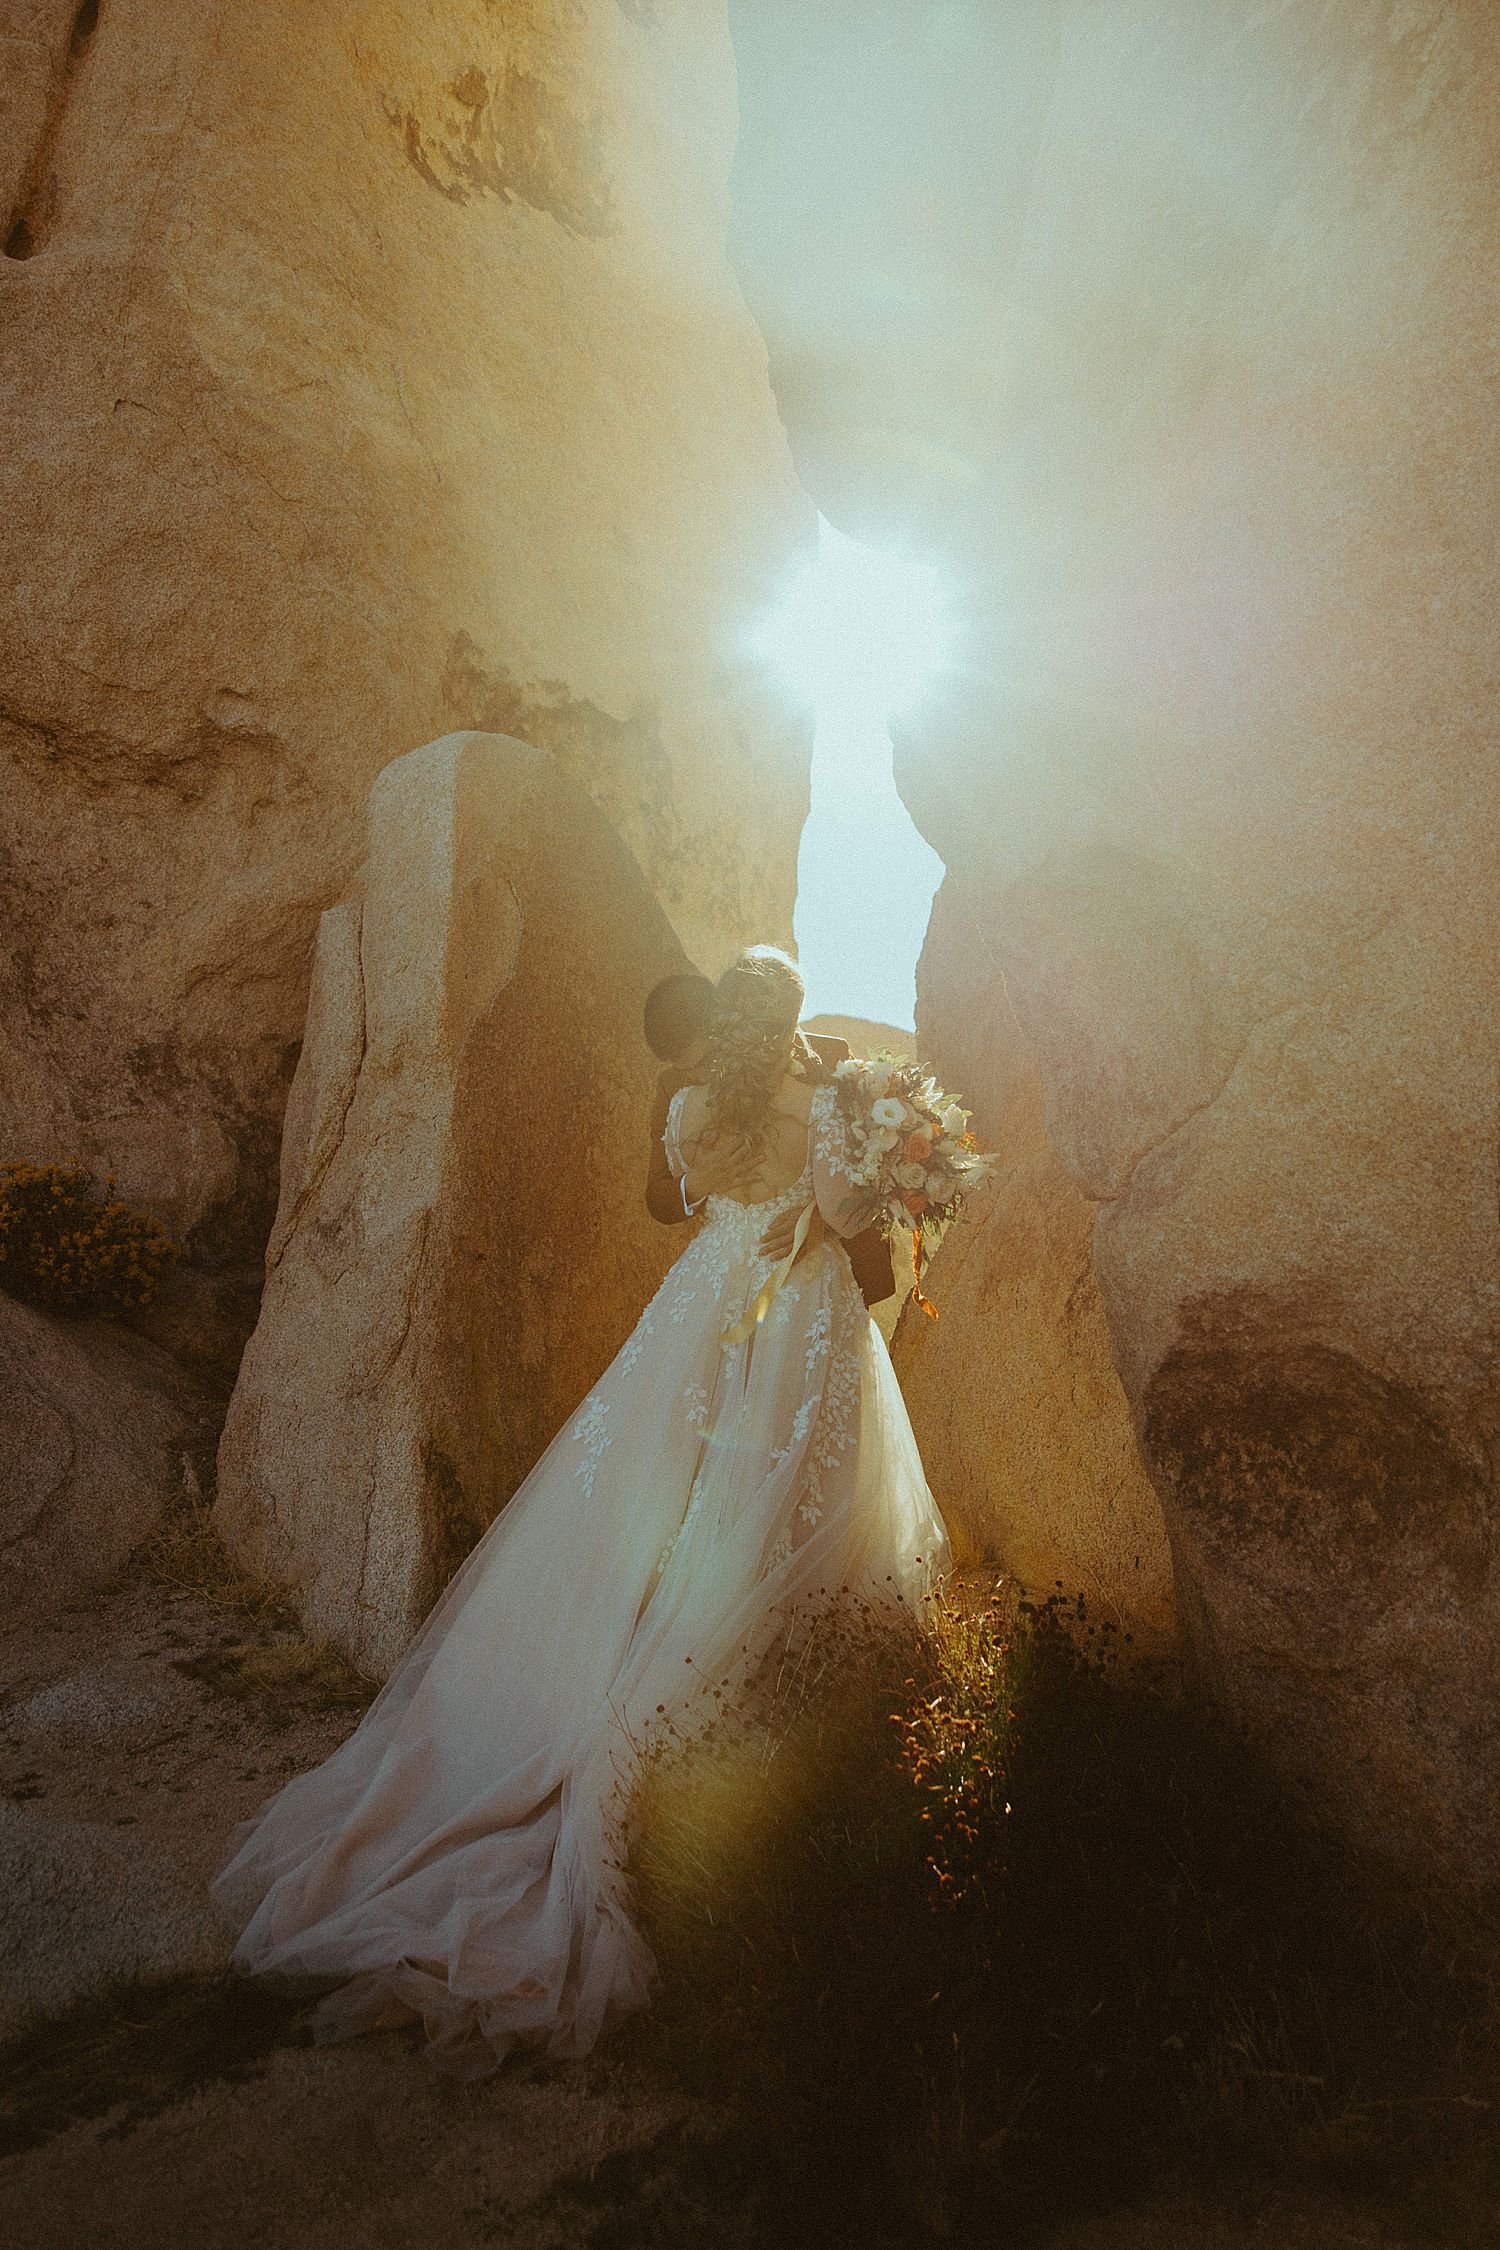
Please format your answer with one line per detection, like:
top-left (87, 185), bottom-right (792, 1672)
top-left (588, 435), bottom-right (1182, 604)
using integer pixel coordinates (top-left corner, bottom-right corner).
top-left (703, 945), bottom-right (823, 1157)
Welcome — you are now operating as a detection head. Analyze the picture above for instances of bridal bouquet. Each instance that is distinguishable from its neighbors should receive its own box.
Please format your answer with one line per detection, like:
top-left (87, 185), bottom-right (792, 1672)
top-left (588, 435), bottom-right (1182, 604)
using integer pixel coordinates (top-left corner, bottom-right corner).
top-left (828, 1055), bottom-right (993, 1316)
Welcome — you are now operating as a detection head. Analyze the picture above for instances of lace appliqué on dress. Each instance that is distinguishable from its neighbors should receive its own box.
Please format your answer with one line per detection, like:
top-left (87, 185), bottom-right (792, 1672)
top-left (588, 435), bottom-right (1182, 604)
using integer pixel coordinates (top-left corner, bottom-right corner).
top-left (763, 1256), bottom-right (866, 1568)
top-left (618, 1307), bottom-right (656, 1376)
top-left (809, 1080), bottom-right (861, 1182)
top-left (682, 1380), bottom-right (711, 1436)
top-left (801, 1291), bottom-right (862, 1518)
top-left (803, 1284), bottom-right (862, 1510)
top-left (570, 1396), bottom-right (612, 1496)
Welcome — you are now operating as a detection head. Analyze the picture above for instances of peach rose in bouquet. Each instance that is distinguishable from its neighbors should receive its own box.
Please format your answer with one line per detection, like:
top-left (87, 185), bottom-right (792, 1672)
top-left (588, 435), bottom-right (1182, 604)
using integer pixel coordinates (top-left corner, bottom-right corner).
top-left (827, 1054), bottom-right (993, 1313)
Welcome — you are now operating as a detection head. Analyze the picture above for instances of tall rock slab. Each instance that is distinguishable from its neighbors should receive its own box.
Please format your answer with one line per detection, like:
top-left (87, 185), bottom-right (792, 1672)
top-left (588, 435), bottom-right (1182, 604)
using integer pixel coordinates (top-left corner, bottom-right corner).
top-left (0, 0), bottom-right (810, 1325)
top-left (890, 882), bottom-right (1176, 1651)
top-left (730, 2), bottom-right (1500, 1889)
top-left (215, 733), bottom-right (691, 1678)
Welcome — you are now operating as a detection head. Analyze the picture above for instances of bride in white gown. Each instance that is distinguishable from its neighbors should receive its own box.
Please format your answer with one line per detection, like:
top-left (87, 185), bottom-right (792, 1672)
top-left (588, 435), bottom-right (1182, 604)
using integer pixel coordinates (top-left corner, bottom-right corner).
top-left (214, 946), bottom-right (951, 2078)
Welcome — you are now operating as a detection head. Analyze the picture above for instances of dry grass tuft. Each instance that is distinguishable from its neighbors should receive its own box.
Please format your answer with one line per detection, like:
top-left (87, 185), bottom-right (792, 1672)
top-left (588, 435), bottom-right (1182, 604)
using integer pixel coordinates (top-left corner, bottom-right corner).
top-left (132, 1477), bottom-right (296, 1632)
top-left (132, 1481), bottom-right (375, 1724)
top-left (172, 1638), bottom-right (374, 1727)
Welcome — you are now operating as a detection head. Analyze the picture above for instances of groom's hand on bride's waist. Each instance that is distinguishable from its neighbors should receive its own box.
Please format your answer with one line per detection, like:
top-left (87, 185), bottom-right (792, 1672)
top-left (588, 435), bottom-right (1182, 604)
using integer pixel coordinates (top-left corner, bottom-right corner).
top-left (759, 1205), bottom-right (824, 1263)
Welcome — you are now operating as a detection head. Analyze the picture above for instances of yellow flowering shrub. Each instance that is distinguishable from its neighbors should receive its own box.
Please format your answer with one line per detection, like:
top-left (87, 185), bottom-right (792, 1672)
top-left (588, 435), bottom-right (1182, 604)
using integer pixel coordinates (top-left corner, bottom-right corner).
top-left (0, 1162), bottom-right (178, 1316)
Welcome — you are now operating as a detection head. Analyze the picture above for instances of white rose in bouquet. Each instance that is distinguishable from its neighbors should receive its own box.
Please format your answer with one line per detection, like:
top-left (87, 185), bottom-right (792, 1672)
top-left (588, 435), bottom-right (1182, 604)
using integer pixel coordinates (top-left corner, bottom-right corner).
top-left (823, 1050), bottom-right (994, 1319)
top-left (834, 1058), bottom-right (861, 1080)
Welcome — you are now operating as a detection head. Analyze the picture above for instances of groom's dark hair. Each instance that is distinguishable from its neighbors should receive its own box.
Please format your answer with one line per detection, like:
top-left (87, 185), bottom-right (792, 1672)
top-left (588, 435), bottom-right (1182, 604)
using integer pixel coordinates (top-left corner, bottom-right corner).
top-left (643, 972), bottom-right (715, 1062)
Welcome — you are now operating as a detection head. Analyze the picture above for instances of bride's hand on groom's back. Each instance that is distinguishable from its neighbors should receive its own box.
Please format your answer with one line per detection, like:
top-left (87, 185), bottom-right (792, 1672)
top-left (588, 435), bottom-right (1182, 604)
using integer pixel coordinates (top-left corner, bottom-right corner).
top-left (683, 1130), bottom-right (758, 1204)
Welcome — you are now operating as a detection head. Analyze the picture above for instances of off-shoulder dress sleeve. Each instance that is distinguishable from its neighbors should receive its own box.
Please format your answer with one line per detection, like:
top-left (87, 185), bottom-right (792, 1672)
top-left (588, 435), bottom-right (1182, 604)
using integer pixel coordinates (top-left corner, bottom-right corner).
top-left (663, 1086), bottom-right (689, 1181)
top-left (808, 1083), bottom-right (876, 1239)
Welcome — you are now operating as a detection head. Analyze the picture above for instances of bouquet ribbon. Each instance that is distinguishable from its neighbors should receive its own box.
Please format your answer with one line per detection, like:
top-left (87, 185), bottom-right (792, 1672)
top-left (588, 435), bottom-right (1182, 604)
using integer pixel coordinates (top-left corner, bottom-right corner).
top-left (721, 1200), bottom-right (816, 1347)
top-left (910, 1224), bottom-right (940, 1320)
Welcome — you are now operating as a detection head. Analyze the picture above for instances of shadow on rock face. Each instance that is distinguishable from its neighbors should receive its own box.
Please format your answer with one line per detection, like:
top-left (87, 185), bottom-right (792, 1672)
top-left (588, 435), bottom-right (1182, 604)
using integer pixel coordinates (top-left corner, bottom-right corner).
top-left (1143, 1302), bottom-right (1497, 1896)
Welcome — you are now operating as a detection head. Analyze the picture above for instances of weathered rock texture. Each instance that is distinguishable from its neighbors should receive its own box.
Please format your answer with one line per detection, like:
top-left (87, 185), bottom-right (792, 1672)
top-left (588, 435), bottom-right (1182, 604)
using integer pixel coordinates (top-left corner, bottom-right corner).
top-left (890, 884), bottom-right (1176, 1651)
top-left (215, 733), bottom-right (691, 1677)
top-left (0, 1293), bottom-right (210, 1603)
top-left (0, 0), bottom-right (809, 1326)
top-left (730, 2), bottom-right (1500, 1888)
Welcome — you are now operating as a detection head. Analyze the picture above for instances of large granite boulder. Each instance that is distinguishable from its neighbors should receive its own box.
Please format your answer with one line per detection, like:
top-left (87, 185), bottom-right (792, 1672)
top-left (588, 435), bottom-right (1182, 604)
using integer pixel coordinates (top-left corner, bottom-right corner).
top-left (729, 2), bottom-right (1500, 1888)
top-left (890, 883), bottom-right (1176, 1652)
top-left (0, 1294), bottom-right (209, 1604)
top-left (0, 0), bottom-right (809, 1351)
top-left (214, 733), bottom-right (691, 1677)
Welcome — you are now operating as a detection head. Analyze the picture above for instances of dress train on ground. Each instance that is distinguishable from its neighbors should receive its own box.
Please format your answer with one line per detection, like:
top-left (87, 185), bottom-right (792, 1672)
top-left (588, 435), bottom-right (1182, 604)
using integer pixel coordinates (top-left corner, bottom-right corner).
top-left (213, 1084), bottom-right (950, 2076)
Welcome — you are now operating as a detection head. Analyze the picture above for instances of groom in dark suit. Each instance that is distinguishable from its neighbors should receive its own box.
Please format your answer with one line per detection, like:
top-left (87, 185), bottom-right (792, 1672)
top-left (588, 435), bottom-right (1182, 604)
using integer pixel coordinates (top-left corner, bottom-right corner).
top-left (643, 973), bottom-right (896, 1308)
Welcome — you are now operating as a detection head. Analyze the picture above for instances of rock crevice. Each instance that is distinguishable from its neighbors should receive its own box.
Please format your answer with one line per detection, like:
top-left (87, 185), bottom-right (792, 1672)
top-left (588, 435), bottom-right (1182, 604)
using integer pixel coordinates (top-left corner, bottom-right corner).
top-left (730, 0), bottom-right (1500, 1889)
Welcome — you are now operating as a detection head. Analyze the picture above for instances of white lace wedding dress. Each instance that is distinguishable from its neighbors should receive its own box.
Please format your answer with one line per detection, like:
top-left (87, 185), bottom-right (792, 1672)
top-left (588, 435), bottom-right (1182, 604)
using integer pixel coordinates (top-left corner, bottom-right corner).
top-left (214, 1081), bottom-right (951, 2077)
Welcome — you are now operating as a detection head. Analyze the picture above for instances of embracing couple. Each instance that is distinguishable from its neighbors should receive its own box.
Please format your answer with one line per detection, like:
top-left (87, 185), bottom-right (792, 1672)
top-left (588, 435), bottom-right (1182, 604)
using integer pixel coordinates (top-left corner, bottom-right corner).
top-left (214, 946), bottom-right (953, 2079)
top-left (642, 961), bottom-right (898, 1311)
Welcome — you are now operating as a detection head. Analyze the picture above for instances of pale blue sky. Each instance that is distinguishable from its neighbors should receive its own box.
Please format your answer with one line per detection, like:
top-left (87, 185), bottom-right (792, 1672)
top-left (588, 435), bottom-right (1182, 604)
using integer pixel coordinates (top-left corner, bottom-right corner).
top-left (754, 520), bottom-right (949, 1031)
top-left (793, 712), bottom-right (944, 1030)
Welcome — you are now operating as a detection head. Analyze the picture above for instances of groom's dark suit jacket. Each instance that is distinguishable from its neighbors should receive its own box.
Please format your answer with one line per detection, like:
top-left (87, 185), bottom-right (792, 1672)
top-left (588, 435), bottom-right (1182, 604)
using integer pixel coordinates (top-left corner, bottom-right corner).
top-left (645, 1031), bottom-right (897, 1308)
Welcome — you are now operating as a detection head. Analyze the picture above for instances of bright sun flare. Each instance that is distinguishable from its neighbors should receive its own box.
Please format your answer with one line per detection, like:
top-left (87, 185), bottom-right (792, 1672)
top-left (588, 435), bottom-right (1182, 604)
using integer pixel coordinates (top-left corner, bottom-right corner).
top-left (751, 520), bottom-right (950, 1032)
top-left (751, 520), bottom-right (952, 723)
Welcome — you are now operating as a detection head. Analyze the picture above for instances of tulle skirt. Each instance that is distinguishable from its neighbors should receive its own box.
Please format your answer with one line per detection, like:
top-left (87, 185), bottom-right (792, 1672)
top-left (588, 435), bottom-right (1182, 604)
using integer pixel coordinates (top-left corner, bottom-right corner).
top-left (213, 1184), bottom-right (950, 2076)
